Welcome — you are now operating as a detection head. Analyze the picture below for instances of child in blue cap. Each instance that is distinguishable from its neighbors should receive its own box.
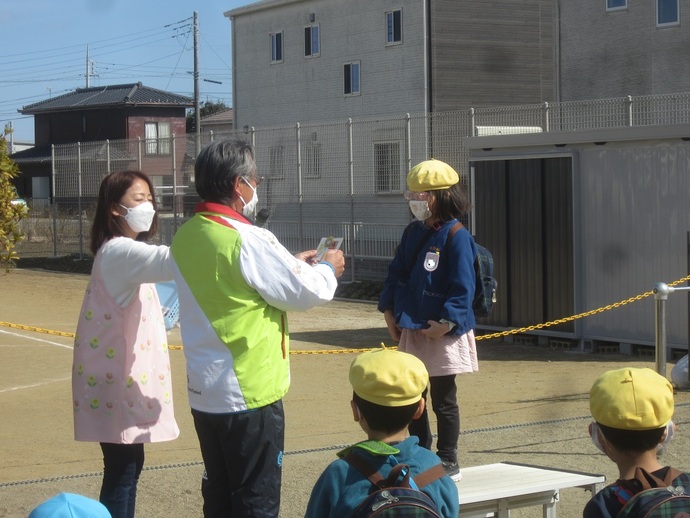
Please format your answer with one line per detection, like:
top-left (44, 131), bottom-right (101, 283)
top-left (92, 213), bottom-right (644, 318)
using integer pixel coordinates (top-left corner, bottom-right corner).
top-left (29, 493), bottom-right (111, 518)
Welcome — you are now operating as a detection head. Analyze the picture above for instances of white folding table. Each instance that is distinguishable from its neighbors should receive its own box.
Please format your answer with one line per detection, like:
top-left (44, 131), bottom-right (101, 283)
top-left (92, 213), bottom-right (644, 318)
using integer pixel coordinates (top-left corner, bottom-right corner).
top-left (456, 461), bottom-right (606, 518)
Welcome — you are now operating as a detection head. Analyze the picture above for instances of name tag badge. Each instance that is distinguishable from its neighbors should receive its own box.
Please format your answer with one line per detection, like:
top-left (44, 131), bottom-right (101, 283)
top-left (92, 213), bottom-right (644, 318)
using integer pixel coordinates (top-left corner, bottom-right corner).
top-left (424, 251), bottom-right (440, 272)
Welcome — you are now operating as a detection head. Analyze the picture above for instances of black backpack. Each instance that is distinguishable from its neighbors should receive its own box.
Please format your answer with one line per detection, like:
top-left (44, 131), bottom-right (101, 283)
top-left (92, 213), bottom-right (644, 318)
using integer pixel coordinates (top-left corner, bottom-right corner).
top-left (344, 452), bottom-right (445, 517)
top-left (614, 467), bottom-right (690, 518)
top-left (446, 222), bottom-right (497, 318)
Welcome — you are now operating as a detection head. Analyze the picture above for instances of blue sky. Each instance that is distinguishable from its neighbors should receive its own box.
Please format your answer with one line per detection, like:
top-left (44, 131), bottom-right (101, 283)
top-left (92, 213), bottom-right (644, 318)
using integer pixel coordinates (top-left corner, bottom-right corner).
top-left (1, 0), bottom-right (254, 143)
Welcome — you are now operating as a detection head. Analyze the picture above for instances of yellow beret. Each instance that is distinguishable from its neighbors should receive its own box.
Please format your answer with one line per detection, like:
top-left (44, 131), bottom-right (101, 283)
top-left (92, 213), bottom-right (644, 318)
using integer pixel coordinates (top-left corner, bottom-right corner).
top-left (406, 159), bottom-right (459, 192)
top-left (349, 349), bottom-right (429, 407)
top-left (590, 367), bottom-right (674, 430)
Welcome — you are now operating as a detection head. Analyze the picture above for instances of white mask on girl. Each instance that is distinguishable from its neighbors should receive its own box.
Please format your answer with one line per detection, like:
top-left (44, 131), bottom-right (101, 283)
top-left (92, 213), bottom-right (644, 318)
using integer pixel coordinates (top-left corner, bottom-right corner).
top-left (240, 177), bottom-right (259, 217)
top-left (119, 201), bottom-right (155, 233)
top-left (409, 200), bottom-right (431, 221)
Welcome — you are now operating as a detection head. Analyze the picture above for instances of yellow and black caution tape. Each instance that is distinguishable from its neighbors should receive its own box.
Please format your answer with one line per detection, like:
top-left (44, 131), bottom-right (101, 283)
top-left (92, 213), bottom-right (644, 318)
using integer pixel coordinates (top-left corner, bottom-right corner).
top-left (0, 321), bottom-right (75, 338)
top-left (4, 274), bottom-right (690, 354)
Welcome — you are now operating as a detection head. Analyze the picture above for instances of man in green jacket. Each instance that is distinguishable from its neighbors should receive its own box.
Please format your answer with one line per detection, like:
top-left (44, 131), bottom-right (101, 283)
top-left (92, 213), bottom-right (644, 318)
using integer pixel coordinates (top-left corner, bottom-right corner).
top-left (171, 138), bottom-right (345, 517)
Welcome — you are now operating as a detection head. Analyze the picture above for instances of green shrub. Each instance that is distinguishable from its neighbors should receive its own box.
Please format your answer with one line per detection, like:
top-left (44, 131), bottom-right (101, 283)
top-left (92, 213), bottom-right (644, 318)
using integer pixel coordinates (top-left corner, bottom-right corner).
top-left (0, 129), bottom-right (27, 271)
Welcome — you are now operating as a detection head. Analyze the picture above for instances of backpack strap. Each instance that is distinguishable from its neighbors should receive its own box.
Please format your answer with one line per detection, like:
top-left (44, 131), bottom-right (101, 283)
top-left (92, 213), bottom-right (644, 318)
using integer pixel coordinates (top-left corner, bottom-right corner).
top-left (343, 451), bottom-right (387, 488)
top-left (382, 464), bottom-right (413, 488)
top-left (634, 466), bottom-right (685, 489)
top-left (412, 463), bottom-right (447, 489)
top-left (635, 468), bottom-right (665, 491)
top-left (612, 467), bottom-right (686, 504)
top-left (445, 221), bottom-right (464, 248)
top-left (344, 453), bottom-right (413, 489)
top-left (343, 451), bottom-right (445, 490)
top-left (663, 467), bottom-right (685, 485)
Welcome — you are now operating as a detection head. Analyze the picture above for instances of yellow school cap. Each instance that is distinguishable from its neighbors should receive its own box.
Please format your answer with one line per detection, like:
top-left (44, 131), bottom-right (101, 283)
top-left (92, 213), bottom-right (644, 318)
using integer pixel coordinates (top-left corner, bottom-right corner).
top-left (406, 159), bottom-right (459, 192)
top-left (590, 367), bottom-right (674, 430)
top-left (349, 349), bottom-right (429, 407)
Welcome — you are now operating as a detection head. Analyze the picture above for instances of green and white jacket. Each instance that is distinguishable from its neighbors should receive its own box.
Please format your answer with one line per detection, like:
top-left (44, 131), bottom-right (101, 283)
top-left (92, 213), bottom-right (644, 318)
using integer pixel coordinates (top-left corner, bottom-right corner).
top-left (171, 202), bottom-right (338, 413)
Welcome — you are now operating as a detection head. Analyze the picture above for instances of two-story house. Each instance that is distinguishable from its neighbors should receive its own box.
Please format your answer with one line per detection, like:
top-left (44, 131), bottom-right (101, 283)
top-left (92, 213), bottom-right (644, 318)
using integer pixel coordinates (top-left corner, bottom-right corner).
top-left (200, 108), bottom-right (235, 136)
top-left (11, 82), bottom-right (193, 204)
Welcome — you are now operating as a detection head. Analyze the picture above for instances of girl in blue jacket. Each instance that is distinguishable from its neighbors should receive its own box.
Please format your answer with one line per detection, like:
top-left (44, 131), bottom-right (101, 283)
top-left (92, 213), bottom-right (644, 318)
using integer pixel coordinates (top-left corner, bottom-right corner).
top-left (378, 159), bottom-right (478, 481)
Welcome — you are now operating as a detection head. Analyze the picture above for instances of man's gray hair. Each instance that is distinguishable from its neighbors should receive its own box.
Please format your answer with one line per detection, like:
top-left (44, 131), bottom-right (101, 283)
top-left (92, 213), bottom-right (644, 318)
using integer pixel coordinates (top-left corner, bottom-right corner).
top-left (194, 139), bottom-right (256, 204)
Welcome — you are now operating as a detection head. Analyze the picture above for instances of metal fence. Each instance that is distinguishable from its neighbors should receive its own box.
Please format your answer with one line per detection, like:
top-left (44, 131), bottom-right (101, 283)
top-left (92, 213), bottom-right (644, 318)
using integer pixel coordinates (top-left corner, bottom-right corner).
top-left (16, 91), bottom-right (690, 282)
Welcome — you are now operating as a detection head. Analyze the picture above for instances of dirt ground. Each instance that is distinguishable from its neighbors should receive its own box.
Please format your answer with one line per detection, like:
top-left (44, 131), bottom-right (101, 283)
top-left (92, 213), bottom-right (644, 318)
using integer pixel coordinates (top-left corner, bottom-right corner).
top-left (1, 268), bottom-right (689, 518)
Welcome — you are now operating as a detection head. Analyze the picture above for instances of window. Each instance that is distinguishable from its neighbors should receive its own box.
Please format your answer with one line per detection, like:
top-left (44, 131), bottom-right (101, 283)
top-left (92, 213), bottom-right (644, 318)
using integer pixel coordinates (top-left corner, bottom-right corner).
top-left (374, 142), bottom-right (402, 193)
top-left (271, 32), bottom-right (283, 62)
top-left (657, 0), bottom-right (679, 26)
top-left (304, 25), bottom-right (320, 57)
top-left (302, 142), bottom-right (321, 178)
top-left (606, 0), bottom-right (627, 10)
top-left (145, 122), bottom-right (171, 155)
top-left (344, 61), bottom-right (360, 95)
top-left (386, 9), bottom-right (402, 44)
top-left (269, 145), bottom-right (285, 179)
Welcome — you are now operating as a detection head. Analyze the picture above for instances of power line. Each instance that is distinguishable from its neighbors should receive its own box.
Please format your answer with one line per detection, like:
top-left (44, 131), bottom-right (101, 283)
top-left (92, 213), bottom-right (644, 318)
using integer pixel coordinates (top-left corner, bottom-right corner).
top-left (0, 18), bottom-right (194, 91)
top-left (1, 14), bottom-right (232, 135)
top-left (0, 19), bottom-right (192, 61)
top-left (1, 35), bottom-right (192, 81)
top-left (199, 33), bottom-right (231, 72)
top-left (165, 27), bottom-right (193, 92)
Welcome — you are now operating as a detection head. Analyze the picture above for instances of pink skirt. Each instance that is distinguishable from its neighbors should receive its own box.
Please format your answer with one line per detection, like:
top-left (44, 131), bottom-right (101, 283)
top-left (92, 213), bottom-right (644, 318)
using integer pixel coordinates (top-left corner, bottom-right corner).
top-left (398, 328), bottom-right (478, 377)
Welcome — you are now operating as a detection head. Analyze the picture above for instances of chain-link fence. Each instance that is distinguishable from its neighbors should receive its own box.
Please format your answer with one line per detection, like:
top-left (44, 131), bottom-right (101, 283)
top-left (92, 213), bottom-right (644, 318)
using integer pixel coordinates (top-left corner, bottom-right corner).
top-left (16, 91), bottom-right (690, 282)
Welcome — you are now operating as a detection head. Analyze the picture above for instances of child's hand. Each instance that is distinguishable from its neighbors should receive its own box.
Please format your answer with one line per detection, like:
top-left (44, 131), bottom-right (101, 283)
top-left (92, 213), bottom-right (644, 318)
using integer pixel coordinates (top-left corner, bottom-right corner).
top-left (421, 320), bottom-right (450, 339)
top-left (383, 310), bottom-right (401, 342)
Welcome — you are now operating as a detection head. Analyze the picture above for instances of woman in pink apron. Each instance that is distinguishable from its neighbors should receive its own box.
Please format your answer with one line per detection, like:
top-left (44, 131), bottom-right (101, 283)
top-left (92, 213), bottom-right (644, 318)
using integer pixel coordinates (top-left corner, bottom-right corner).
top-left (72, 170), bottom-right (179, 518)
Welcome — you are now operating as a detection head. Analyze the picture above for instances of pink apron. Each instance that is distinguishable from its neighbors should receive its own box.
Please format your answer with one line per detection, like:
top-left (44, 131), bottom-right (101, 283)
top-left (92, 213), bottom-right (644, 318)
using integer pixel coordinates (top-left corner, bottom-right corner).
top-left (72, 260), bottom-right (179, 444)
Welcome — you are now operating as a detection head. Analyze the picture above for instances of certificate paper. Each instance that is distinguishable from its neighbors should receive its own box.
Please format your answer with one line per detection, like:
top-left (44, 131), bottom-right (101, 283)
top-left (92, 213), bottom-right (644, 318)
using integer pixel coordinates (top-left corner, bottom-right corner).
top-left (314, 236), bottom-right (343, 261)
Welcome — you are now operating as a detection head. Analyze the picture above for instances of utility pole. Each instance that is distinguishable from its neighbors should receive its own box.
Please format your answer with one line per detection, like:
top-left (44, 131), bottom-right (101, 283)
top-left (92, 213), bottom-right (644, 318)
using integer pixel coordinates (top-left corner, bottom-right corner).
top-left (7, 122), bottom-right (13, 154)
top-left (194, 11), bottom-right (201, 157)
top-left (85, 46), bottom-right (97, 87)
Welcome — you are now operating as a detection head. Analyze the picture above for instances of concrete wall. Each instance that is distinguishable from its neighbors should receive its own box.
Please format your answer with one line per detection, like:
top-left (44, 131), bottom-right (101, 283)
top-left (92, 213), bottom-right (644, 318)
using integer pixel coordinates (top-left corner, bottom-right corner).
top-left (559, 0), bottom-right (690, 100)
top-left (431, 0), bottom-right (556, 111)
top-left (229, 0), bottom-right (428, 130)
top-left (228, 0), bottom-right (556, 130)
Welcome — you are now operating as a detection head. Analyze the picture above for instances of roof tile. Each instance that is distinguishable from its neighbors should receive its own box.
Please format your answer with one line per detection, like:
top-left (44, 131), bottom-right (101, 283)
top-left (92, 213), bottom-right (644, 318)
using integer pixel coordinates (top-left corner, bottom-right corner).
top-left (20, 82), bottom-right (193, 114)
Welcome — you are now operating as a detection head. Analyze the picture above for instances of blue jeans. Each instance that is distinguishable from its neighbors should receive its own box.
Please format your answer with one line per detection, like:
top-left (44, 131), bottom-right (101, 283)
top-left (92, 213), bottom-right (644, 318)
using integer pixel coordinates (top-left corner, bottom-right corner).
top-left (99, 442), bottom-right (145, 518)
top-left (192, 400), bottom-right (285, 518)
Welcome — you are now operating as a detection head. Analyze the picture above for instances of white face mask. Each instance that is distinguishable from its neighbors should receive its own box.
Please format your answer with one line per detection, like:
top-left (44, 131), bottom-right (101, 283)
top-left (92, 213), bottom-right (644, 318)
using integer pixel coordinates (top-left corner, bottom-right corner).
top-left (240, 177), bottom-right (259, 217)
top-left (590, 422), bottom-right (606, 454)
top-left (119, 201), bottom-right (155, 233)
top-left (409, 200), bottom-right (431, 221)
top-left (590, 421), bottom-right (675, 455)
top-left (657, 421), bottom-right (675, 455)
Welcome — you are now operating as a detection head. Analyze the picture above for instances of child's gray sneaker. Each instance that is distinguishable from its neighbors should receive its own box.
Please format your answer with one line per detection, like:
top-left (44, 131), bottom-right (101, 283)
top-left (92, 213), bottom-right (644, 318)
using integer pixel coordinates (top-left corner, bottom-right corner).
top-left (441, 461), bottom-right (462, 481)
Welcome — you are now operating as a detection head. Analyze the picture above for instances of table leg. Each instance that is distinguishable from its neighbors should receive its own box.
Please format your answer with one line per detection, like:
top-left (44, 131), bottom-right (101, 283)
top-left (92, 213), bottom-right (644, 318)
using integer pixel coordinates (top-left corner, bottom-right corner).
top-left (495, 498), bottom-right (511, 517)
top-left (543, 489), bottom-right (559, 518)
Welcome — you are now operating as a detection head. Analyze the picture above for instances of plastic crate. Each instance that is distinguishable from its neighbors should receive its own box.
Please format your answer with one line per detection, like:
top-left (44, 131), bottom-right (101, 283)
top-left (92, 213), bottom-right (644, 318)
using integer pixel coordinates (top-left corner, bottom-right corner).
top-left (156, 281), bottom-right (180, 330)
